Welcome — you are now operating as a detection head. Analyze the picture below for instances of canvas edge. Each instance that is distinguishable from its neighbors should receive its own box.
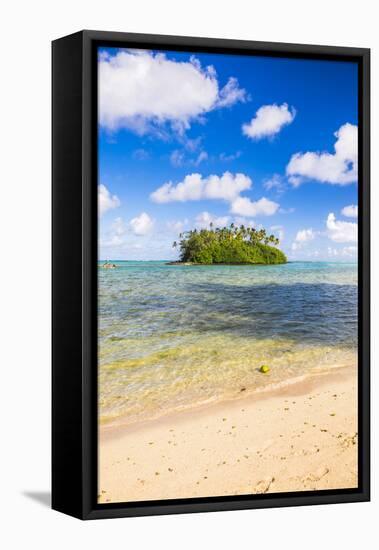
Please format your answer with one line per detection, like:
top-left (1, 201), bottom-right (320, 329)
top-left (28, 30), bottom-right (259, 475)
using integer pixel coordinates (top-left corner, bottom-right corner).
top-left (52, 30), bottom-right (370, 520)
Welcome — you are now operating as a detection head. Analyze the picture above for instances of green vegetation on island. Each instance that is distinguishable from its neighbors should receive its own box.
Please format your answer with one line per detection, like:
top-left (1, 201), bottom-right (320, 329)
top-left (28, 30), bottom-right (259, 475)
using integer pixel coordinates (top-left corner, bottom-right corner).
top-left (172, 223), bottom-right (287, 265)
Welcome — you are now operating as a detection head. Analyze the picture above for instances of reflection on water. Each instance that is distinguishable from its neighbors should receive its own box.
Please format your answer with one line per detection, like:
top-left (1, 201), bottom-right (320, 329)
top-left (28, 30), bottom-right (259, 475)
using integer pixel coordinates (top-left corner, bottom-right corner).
top-left (98, 261), bottom-right (357, 424)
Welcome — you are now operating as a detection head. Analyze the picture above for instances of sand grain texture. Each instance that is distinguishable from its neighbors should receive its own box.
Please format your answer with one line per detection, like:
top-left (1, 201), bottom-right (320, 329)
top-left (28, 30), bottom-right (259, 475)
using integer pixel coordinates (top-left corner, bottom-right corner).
top-left (98, 368), bottom-right (357, 503)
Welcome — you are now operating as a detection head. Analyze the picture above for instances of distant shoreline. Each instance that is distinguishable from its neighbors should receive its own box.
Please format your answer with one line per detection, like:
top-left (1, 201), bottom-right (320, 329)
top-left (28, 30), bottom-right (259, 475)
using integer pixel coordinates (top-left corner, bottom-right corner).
top-left (166, 261), bottom-right (284, 266)
top-left (98, 260), bottom-right (358, 265)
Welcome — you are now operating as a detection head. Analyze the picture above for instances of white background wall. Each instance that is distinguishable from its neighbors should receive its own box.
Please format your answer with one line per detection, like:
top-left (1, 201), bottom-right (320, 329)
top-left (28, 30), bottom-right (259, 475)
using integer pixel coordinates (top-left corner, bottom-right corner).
top-left (1, 1), bottom-right (376, 548)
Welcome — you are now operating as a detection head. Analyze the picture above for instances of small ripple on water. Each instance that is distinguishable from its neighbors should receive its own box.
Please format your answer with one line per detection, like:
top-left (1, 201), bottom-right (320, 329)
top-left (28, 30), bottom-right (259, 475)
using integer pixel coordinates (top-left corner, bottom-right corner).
top-left (98, 261), bottom-right (357, 423)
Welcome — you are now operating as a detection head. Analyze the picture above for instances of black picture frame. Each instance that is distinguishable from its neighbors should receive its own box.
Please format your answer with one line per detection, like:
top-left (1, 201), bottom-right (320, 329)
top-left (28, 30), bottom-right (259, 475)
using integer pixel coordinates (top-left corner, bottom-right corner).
top-left (52, 30), bottom-right (370, 520)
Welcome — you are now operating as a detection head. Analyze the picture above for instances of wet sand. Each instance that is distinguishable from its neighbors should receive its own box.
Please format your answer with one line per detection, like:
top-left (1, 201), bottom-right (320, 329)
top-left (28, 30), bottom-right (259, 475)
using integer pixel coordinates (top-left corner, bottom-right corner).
top-left (98, 366), bottom-right (358, 503)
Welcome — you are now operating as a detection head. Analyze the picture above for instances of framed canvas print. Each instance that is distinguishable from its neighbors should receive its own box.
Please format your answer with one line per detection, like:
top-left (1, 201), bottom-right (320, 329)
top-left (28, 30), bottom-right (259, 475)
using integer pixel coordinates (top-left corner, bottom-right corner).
top-left (52, 30), bottom-right (370, 519)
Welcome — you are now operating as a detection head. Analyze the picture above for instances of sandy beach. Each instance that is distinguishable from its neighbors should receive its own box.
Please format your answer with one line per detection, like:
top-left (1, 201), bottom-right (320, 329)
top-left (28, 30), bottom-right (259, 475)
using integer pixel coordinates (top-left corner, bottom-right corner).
top-left (98, 366), bottom-right (357, 503)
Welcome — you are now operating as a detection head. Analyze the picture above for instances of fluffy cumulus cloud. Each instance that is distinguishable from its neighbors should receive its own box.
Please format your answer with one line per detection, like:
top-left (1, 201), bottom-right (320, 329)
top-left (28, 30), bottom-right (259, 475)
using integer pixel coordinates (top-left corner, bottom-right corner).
top-left (99, 50), bottom-right (246, 134)
top-left (129, 212), bottom-right (154, 235)
top-left (151, 171), bottom-right (280, 221)
top-left (286, 123), bottom-right (358, 185)
top-left (230, 196), bottom-right (279, 217)
top-left (195, 211), bottom-right (230, 229)
top-left (98, 184), bottom-right (120, 217)
top-left (326, 212), bottom-right (357, 243)
top-left (242, 103), bottom-right (296, 140)
top-left (150, 172), bottom-right (252, 203)
top-left (101, 212), bottom-right (155, 245)
top-left (341, 204), bottom-right (358, 218)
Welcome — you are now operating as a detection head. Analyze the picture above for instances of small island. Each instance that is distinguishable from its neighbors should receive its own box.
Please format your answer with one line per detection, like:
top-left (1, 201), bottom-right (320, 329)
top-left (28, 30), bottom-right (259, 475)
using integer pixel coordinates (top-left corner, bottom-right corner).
top-left (169, 223), bottom-right (287, 265)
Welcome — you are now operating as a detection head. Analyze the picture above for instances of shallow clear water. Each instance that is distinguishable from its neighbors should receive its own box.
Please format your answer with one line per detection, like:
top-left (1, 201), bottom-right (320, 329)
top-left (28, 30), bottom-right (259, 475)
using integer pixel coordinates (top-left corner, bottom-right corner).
top-left (98, 261), bottom-right (357, 424)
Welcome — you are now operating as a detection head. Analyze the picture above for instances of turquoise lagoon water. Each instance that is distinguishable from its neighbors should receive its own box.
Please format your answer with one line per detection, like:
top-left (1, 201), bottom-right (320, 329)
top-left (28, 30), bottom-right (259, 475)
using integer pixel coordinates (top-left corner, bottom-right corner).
top-left (98, 261), bottom-right (357, 425)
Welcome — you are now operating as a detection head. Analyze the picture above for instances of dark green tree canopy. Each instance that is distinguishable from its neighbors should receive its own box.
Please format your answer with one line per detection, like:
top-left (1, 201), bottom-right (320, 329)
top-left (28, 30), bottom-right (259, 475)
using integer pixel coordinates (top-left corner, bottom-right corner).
top-left (173, 223), bottom-right (287, 265)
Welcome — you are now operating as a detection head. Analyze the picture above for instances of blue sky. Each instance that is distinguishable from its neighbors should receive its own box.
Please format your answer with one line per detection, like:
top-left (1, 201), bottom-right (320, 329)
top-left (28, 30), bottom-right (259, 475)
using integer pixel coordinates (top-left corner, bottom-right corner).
top-left (98, 47), bottom-right (358, 261)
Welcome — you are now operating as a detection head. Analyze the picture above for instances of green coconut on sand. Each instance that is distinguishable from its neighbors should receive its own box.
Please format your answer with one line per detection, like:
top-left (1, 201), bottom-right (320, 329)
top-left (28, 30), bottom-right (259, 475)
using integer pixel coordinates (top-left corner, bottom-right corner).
top-left (259, 365), bottom-right (270, 374)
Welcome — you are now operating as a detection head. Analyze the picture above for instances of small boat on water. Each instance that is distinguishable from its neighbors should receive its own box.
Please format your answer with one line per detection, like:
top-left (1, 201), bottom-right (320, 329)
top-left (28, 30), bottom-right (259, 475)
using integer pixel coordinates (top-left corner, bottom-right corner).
top-left (102, 261), bottom-right (117, 269)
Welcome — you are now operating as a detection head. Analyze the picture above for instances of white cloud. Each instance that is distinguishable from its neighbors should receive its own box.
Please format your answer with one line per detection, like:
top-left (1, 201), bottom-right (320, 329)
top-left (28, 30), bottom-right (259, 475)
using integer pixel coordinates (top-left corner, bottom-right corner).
top-left (295, 228), bottom-right (316, 243)
top-left (194, 151), bottom-right (208, 166)
top-left (182, 136), bottom-right (202, 152)
top-left (101, 215), bottom-right (181, 261)
top-left (291, 228), bottom-right (317, 251)
top-left (233, 217), bottom-right (256, 228)
top-left (112, 216), bottom-right (127, 236)
top-left (230, 196), bottom-right (279, 217)
top-left (263, 174), bottom-right (287, 194)
top-left (341, 246), bottom-right (358, 257)
top-left (341, 204), bottom-right (358, 218)
top-left (129, 212), bottom-right (154, 235)
top-left (99, 216), bottom-right (126, 248)
top-left (170, 149), bottom-right (208, 168)
top-left (219, 151), bottom-right (242, 162)
top-left (242, 103), bottom-right (295, 140)
top-left (151, 172), bottom-right (280, 222)
top-left (327, 246), bottom-right (357, 258)
top-left (99, 233), bottom-right (125, 248)
top-left (99, 50), bottom-right (246, 134)
top-left (308, 250), bottom-right (320, 258)
top-left (98, 184), bottom-right (120, 217)
top-left (217, 77), bottom-right (247, 107)
top-left (101, 213), bottom-right (154, 246)
top-left (326, 212), bottom-right (357, 243)
top-left (150, 172), bottom-right (252, 203)
top-left (170, 150), bottom-right (185, 167)
top-left (286, 123), bottom-right (358, 185)
top-left (195, 211), bottom-right (230, 229)
top-left (166, 219), bottom-right (189, 233)
top-left (287, 175), bottom-right (303, 188)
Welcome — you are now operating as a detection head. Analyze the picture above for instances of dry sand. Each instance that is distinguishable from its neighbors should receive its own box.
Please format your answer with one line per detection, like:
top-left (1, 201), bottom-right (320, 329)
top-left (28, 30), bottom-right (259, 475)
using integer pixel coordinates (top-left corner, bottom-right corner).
top-left (98, 367), bottom-right (358, 503)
